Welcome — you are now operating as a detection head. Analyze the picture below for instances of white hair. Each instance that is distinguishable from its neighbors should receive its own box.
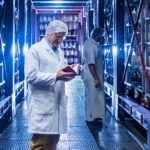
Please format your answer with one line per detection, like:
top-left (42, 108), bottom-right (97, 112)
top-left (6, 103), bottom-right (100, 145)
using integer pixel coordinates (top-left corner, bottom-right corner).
top-left (45, 20), bottom-right (68, 35)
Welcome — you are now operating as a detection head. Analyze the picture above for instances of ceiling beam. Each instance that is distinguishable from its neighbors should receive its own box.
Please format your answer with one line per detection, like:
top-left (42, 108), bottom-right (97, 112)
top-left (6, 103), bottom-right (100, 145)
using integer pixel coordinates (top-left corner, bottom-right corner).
top-left (32, 1), bottom-right (88, 4)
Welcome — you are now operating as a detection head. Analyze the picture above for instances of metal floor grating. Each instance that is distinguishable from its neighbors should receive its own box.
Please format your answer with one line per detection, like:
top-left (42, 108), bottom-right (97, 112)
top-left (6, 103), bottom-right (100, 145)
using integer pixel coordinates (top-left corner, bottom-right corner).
top-left (0, 77), bottom-right (144, 150)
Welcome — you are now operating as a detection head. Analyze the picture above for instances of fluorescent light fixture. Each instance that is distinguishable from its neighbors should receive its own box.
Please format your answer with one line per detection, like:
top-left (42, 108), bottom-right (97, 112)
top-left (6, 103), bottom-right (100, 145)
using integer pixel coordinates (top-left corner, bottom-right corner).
top-left (112, 45), bottom-right (117, 56)
top-left (2, 43), bottom-right (5, 47)
top-left (54, 1), bottom-right (63, 4)
top-left (23, 44), bottom-right (28, 56)
top-left (12, 43), bottom-right (15, 57)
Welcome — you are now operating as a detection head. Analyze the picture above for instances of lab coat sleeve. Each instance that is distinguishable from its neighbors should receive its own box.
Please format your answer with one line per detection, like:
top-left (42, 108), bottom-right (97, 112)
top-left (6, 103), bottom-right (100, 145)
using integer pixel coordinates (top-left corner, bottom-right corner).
top-left (25, 47), bottom-right (57, 86)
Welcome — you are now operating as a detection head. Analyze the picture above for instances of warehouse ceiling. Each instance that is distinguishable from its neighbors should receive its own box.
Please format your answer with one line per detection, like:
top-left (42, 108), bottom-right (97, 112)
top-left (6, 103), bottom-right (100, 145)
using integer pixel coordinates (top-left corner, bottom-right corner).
top-left (32, 0), bottom-right (89, 14)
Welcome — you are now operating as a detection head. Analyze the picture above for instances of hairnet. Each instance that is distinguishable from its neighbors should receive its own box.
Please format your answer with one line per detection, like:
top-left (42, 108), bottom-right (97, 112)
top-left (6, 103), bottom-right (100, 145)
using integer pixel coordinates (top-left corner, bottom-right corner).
top-left (46, 20), bottom-right (68, 35)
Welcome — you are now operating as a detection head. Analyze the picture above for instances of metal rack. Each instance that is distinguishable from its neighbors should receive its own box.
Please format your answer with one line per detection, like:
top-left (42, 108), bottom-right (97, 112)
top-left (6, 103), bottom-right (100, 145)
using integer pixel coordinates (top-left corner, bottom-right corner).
top-left (102, 0), bottom-right (150, 148)
top-left (117, 0), bottom-right (150, 148)
top-left (0, 0), bottom-right (28, 131)
top-left (103, 0), bottom-right (150, 119)
top-left (123, 0), bottom-right (150, 109)
top-left (103, 0), bottom-right (115, 114)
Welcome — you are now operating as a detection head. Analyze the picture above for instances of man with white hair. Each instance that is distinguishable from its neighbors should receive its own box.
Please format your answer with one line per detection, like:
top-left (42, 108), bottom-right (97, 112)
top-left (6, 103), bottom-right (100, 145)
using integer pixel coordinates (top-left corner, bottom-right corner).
top-left (25, 20), bottom-right (75, 150)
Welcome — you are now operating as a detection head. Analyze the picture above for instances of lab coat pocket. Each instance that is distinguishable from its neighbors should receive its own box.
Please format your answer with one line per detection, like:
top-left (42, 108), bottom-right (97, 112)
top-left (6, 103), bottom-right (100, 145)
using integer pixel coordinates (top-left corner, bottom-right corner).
top-left (33, 94), bottom-right (55, 115)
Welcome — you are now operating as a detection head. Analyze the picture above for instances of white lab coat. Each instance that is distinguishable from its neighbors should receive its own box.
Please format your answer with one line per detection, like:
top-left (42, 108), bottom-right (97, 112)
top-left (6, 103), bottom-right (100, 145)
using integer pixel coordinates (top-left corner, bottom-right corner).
top-left (82, 38), bottom-right (105, 121)
top-left (25, 38), bottom-right (68, 134)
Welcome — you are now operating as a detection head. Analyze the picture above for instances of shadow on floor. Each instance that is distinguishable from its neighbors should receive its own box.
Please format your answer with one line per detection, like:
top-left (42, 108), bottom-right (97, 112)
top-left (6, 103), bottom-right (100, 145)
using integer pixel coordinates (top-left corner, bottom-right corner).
top-left (86, 121), bottom-right (105, 149)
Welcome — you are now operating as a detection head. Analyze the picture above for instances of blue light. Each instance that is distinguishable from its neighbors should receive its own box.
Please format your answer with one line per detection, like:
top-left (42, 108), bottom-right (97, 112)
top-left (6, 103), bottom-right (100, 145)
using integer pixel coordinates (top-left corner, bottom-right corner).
top-left (54, 1), bottom-right (63, 4)
top-left (112, 45), bottom-right (117, 56)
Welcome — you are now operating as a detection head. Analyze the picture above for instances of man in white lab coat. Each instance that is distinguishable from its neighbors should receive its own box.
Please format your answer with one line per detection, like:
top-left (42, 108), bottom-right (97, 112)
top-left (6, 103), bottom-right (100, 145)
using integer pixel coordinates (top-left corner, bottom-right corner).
top-left (82, 28), bottom-right (105, 123)
top-left (25, 20), bottom-right (75, 150)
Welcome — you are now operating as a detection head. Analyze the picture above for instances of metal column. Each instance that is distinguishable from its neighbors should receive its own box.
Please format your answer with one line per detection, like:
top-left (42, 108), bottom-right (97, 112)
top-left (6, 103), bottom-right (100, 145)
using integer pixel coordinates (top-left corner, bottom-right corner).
top-left (97, 0), bottom-right (104, 29)
top-left (113, 0), bottom-right (124, 118)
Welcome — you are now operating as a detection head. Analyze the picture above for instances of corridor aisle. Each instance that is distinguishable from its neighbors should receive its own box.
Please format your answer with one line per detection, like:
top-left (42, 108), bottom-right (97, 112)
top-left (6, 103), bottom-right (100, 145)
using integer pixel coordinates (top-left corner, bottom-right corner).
top-left (0, 77), bottom-right (143, 149)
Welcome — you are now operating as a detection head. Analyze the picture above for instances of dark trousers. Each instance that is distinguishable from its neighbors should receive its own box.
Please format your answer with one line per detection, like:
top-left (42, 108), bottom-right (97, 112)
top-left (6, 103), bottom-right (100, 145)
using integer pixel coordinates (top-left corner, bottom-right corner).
top-left (29, 134), bottom-right (60, 150)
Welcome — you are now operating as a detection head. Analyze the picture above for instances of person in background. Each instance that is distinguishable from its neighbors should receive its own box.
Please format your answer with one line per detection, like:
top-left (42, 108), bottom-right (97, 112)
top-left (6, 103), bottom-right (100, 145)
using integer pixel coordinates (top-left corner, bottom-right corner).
top-left (25, 20), bottom-right (76, 150)
top-left (82, 28), bottom-right (105, 123)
